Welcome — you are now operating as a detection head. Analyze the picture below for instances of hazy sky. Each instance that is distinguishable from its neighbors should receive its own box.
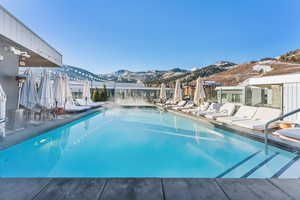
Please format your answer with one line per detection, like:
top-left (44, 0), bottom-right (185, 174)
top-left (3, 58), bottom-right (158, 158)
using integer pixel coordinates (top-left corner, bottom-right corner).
top-left (1, 0), bottom-right (299, 73)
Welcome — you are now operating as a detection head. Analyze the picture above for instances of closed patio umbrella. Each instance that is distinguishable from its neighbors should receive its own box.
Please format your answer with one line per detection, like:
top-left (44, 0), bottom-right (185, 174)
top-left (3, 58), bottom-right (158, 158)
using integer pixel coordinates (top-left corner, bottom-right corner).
top-left (38, 70), bottom-right (54, 109)
top-left (193, 77), bottom-right (206, 105)
top-left (0, 83), bottom-right (6, 120)
top-left (53, 74), bottom-right (65, 108)
top-left (63, 75), bottom-right (73, 107)
top-left (82, 80), bottom-right (92, 104)
top-left (173, 79), bottom-right (182, 103)
top-left (159, 83), bottom-right (166, 101)
top-left (20, 69), bottom-right (39, 110)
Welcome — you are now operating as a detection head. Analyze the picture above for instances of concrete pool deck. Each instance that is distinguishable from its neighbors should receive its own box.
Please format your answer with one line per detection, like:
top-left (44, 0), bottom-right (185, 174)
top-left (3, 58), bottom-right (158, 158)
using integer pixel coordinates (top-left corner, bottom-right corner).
top-left (0, 108), bottom-right (105, 150)
top-left (0, 178), bottom-right (300, 200)
top-left (160, 106), bottom-right (300, 153)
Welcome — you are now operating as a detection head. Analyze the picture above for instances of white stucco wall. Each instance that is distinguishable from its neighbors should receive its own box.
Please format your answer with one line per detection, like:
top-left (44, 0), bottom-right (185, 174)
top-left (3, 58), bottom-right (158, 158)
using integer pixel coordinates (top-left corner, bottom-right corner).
top-left (0, 47), bottom-right (19, 111)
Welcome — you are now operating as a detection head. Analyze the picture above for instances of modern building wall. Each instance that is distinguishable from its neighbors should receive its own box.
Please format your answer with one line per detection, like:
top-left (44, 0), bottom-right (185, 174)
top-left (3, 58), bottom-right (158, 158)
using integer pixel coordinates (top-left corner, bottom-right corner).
top-left (0, 47), bottom-right (18, 111)
top-left (283, 83), bottom-right (300, 122)
top-left (0, 5), bottom-right (62, 66)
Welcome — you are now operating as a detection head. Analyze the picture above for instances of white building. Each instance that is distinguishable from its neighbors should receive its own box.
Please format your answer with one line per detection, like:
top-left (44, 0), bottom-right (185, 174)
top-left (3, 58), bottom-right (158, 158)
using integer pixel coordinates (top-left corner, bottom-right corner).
top-left (0, 5), bottom-right (62, 112)
top-left (248, 74), bottom-right (300, 122)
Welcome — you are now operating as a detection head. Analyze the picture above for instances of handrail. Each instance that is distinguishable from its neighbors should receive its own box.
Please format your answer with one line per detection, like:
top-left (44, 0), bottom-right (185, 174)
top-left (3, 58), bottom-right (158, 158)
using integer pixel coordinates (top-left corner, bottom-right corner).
top-left (264, 107), bottom-right (300, 155)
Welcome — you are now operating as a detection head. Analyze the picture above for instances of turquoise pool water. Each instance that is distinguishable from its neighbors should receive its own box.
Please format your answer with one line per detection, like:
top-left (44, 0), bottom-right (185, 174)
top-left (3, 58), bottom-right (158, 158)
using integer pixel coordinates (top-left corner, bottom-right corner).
top-left (0, 107), bottom-right (299, 178)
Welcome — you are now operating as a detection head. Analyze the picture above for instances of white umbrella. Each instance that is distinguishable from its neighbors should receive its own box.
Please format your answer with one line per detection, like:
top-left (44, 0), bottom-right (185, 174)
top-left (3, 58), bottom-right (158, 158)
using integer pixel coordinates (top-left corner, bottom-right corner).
top-left (159, 83), bottom-right (166, 101)
top-left (82, 80), bottom-right (92, 104)
top-left (193, 77), bottom-right (206, 105)
top-left (63, 75), bottom-right (73, 107)
top-left (0, 83), bottom-right (6, 120)
top-left (53, 74), bottom-right (65, 108)
top-left (173, 79), bottom-right (182, 103)
top-left (38, 70), bottom-right (54, 109)
top-left (20, 69), bottom-right (39, 110)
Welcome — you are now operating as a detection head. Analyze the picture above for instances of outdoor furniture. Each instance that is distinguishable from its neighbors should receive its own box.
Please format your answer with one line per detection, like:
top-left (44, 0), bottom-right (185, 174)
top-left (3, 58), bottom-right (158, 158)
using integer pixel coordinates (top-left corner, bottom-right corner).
top-left (216, 106), bottom-right (258, 124)
top-left (197, 102), bottom-right (223, 116)
top-left (165, 100), bottom-right (186, 108)
top-left (75, 99), bottom-right (105, 108)
top-left (65, 105), bottom-right (91, 113)
top-left (204, 103), bottom-right (236, 120)
top-left (274, 128), bottom-right (300, 142)
top-left (232, 107), bottom-right (282, 130)
top-left (172, 101), bottom-right (194, 110)
top-left (182, 102), bottom-right (210, 114)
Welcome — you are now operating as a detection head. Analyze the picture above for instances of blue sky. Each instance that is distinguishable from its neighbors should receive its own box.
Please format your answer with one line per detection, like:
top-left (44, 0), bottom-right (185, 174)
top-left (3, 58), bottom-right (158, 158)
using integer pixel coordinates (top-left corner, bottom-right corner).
top-left (1, 0), bottom-right (299, 73)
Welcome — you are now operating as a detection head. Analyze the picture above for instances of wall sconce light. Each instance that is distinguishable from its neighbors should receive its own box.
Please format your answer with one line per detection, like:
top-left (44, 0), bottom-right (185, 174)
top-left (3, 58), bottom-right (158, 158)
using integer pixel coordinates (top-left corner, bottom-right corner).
top-left (0, 54), bottom-right (3, 61)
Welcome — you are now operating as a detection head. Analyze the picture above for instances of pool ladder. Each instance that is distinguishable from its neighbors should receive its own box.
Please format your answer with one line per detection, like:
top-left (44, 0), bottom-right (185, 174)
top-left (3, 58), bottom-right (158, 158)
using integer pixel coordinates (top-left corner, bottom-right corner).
top-left (264, 107), bottom-right (300, 155)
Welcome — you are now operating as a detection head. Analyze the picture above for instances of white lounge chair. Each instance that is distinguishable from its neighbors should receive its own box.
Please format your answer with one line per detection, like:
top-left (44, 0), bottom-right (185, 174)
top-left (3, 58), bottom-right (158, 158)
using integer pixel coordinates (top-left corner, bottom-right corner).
top-left (274, 128), bottom-right (300, 141)
top-left (204, 103), bottom-right (236, 120)
top-left (182, 102), bottom-right (210, 113)
top-left (65, 104), bottom-right (91, 113)
top-left (166, 100), bottom-right (186, 108)
top-left (75, 99), bottom-right (105, 108)
top-left (233, 107), bottom-right (281, 130)
top-left (197, 102), bottom-right (223, 116)
top-left (172, 101), bottom-right (194, 110)
top-left (216, 106), bottom-right (258, 124)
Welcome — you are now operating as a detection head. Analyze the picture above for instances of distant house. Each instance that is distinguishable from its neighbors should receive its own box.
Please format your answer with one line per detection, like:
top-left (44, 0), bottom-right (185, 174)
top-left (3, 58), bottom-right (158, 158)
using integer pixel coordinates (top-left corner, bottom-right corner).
top-left (183, 81), bottom-right (219, 101)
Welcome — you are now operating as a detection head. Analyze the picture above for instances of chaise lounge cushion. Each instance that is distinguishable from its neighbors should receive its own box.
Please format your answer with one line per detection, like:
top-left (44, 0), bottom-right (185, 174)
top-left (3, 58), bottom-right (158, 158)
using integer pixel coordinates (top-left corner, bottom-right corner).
top-left (274, 128), bottom-right (300, 140)
top-left (198, 103), bottom-right (223, 116)
top-left (216, 106), bottom-right (258, 124)
top-left (204, 103), bottom-right (236, 119)
top-left (232, 107), bottom-right (281, 130)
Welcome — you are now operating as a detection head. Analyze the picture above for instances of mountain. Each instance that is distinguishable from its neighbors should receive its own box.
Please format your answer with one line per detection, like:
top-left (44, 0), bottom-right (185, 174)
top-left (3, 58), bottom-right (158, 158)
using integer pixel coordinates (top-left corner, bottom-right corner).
top-left (144, 49), bottom-right (300, 87)
top-left (99, 68), bottom-right (190, 83)
top-left (205, 50), bottom-right (300, 86)
top-left (144, 61), bottom-right (236, 87)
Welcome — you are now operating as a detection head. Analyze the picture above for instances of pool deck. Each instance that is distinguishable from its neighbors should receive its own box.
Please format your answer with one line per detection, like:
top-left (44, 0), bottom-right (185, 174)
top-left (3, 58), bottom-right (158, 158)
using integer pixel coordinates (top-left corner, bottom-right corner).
top-left (1, 178), bottom-right (300, 200)
top-left (160, 106), bottom-right (300, 153)
top-left (0, 108), bottom-right (104, 150)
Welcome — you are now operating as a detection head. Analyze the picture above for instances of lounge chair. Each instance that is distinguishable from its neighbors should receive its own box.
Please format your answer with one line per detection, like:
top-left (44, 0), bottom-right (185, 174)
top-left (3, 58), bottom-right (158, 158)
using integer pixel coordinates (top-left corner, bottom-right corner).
top-left (232, 107), bottom-right (282, 130)
top-left (274, 128), bottom-right (300, 142)
top-left (172, 101), bottom-right (194, 110)
top-left (197, 102), bottom-right (223, 116)
top-left (216, 106), bottom-right (258, 124)
top-left (156, 99), bottom-right (173, 107)
top-left (65, 104), bottom-right (91, 113)
top-left (75, 99), bottom-right (105, 108)
top-left (166, 100), bottom-right (186, 108)
top-left (204, 103), bottom-right (236, 120)
top-left (183, 102), bottom-right (210, 114)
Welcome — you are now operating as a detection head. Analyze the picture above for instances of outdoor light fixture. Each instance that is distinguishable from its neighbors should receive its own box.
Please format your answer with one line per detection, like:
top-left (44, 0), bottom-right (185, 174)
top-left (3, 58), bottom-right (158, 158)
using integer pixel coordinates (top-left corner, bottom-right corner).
top-left (0, 54), bottom-right (3, 61)
top-left (20, 52), bottom-right (31, 58)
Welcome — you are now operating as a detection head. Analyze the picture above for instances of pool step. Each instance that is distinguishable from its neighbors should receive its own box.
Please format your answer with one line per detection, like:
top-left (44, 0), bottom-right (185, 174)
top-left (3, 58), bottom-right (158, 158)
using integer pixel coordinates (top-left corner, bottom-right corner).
top-left (218, 151), bottom-right (300, 178)
top-left (247, 153), bottom-right (292, 178)
top-left (276, 156), bottom-right (300, 178)
top-left (219, 151), bottom-right (270, 178)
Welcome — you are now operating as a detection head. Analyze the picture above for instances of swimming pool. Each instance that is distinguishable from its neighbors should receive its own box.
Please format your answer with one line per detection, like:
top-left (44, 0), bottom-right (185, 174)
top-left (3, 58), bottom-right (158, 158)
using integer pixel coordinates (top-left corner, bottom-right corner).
top-left (0, 107), bottom-right (299, 178)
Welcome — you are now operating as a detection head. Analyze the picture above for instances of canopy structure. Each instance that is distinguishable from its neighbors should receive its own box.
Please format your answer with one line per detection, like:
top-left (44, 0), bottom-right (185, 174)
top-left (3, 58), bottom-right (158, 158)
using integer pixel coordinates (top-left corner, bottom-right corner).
top-left (53, 74), bottom-right (65, 108)
top-left (159, 83), bottom-right (166, 101)
top-left (38, 70), bottom-right (54, 109)
top-left (173, 79), bottom-right (182, 103)
top-left (193, 77), bottom-right (206, 105)
top-left (20, 69), bottom-right (39, 110)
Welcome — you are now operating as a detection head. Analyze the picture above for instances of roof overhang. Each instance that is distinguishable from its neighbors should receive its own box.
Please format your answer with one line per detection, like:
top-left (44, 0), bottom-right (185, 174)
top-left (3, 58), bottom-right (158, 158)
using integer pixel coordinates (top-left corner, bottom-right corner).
top-left (249, 74), bottom-right (300, 85)
top-left (0, 5), bottom-right (62, 67)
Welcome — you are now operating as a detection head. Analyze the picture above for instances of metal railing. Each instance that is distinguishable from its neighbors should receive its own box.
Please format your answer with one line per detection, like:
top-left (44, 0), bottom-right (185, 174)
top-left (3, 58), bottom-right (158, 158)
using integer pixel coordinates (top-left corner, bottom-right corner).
top-left (264, 107), bottom-right (300, 155)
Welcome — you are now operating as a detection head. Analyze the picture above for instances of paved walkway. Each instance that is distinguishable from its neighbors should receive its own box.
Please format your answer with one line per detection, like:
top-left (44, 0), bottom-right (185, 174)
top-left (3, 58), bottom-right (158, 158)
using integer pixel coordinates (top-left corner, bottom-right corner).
top-left (1, 178), bottom-right (300, 200)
